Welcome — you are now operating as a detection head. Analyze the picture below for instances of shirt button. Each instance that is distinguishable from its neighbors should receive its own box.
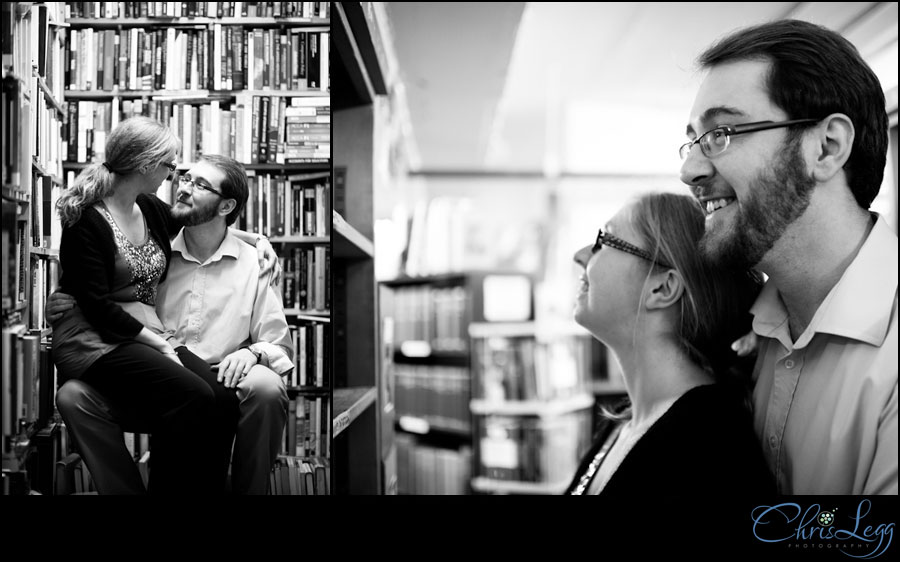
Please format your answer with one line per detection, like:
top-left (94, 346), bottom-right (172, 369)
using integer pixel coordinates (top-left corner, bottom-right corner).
top-left (769, 435), bottom-right (777, 448)
top-left (785, 359), bottom-right (795, 369)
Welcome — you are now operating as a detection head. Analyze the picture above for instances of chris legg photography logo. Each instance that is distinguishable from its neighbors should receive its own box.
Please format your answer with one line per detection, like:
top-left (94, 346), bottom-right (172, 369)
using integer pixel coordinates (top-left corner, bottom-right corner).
top-left (751, 499), bottom-right (895, 558)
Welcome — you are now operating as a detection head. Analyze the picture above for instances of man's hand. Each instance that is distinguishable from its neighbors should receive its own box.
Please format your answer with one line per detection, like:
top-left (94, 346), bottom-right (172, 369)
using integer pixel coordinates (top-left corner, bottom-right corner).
top-left (731, 331), bottom-right (759, 357)
top-left (45, 291), bottom-right (76, 325)
top-left (217, 348), bottom-right (258, 388)
top-left (255, 237), bottom-right (282, 286)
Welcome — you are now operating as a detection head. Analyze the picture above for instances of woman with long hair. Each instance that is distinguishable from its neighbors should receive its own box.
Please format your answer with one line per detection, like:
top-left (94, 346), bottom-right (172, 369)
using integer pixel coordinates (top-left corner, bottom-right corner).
top-left (565, 192), bottom-right (772, 498)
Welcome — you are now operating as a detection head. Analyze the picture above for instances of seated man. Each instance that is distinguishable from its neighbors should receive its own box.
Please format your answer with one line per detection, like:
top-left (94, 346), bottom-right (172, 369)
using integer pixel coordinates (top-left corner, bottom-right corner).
top-left (51, 154), bottom-right (292, 495)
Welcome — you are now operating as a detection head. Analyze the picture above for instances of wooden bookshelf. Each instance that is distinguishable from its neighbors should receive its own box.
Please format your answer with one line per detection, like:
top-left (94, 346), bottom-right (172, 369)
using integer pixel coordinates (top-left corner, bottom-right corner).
top-left (269, 236), bottom-right (329, 244)
top-left (333, 386), bottom-right (377, 438)
top-left (67, 17), bottom-right (330, 28)
top-left (332, 1), bottom-right (391, 495)
top-left (334, 211), bottom-right (375, 259)
top-left (64, 89), bottom-right (331, 99)
top-left (2, 1), bottom-right (66, 494)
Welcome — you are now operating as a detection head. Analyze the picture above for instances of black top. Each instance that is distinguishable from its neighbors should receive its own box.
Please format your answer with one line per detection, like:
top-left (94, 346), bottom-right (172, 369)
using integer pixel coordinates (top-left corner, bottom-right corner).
top-left (565, 383), bottom-right (774, 498)
top-left (58, 194), bottom-right (177, 343)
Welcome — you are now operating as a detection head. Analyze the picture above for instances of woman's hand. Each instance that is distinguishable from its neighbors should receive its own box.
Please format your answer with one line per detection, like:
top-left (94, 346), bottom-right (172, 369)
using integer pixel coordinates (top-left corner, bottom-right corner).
top-left (731, 331), bottom-right (759, 357)
top-left (255, 236), bottom-right (282, 286)
top-left (45, 291), bottom-right (76, 325)
top-left (161, 348), bottom-right (185, 368)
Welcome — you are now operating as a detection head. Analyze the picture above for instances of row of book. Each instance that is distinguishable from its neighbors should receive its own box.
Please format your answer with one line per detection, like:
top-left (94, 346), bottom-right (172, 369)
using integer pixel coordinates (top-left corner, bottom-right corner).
top-left (286, 322), bottom-right (328, 388)
top-left (284, 394), bottom-right (327, 458)
top-left (66, 28), bottom-right (329, 93)
top-left (1, 325), bottom-right (56, 451)
top-left (31, 176), bottom-right (61, 250)
top-left (66, 96), bottom-right (329, 166)
top-left (66, 2), bottom-right (331, 19)
top-left (475, 412), bottom-right (592, 485)
top-left (393, 364), bottom-right (471, 433)
top-left (471, 335), bottom-right (592, 402)
top-left (236, 171), bottom-right (331, 238)
top-left (395, 433), bottom-right (472, 495)
top-left (269, 455), bottom-right (330, 495)
top-left (281, 247), bottom-right (329, 312)
top-left (1, 198), bottom-right (26, 308)
top-left (389, 285), bottom-right (469, 353)
top-left (61, 94), bottom-right (331, 164)
top-left (29, 258), bottom-right (59, 332)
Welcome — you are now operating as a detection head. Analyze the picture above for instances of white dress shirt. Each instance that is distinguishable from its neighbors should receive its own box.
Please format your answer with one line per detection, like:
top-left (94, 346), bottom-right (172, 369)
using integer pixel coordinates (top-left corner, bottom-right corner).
top-left (156, 229), bottom-right (294, 375)
top-left (751, 214), bottom-right (898, 495)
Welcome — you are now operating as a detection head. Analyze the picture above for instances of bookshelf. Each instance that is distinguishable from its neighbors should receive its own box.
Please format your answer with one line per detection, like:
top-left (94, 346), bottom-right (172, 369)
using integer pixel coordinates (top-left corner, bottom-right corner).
top-left (2, 2), bottom-right (66, 495)
top-left (468, 320), bottom-right (596, 495)
top-left (59, 2), bottom-right (332, 205)
top-left (55, 3), bottom-right (334, 470)
top-left (332, 1), bottom-right (392, 495)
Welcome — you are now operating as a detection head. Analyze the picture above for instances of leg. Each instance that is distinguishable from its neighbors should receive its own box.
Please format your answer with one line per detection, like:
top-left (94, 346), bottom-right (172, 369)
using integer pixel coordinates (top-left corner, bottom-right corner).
top-left (174, 346), bottom-right (240, 491)
top-left (232, 365), bottom-right (288, 495)
top-left (56, 379), bottom-right (146, 495)
top-left (81, 343), bottom-right (218, 496)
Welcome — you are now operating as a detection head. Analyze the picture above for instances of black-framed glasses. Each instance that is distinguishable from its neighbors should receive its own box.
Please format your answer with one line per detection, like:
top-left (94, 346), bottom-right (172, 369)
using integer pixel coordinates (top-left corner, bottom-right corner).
top-left (679, 118), bottom-right (821, 160)
top-left (592, 228), bottom-right (672, 269)
top-left (177, 174), bottom-right (226, 198)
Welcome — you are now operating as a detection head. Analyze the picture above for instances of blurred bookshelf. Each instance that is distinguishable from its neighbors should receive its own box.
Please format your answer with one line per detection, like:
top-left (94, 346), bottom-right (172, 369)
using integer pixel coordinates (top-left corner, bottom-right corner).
top-left (332, 1), bottom-right (389, 495)
top-left (468, 317), bottom-right (598, 495)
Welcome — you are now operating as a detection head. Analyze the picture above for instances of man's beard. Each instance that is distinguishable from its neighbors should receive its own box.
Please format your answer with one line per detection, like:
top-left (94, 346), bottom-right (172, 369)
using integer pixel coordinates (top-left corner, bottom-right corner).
top-left (170, 198), bottom-right (220, 226)
top-left (700, 136), bottom-right (816, 269)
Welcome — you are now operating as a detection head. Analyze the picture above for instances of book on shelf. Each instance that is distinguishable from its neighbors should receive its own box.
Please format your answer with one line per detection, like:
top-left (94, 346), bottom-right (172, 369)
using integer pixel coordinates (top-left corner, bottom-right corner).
top-left (475, 412), bottom-right (592, 486)
top-left (66, 2), bottom-right (330, 20)
top-left (395, 433), bottom-right (471, 495)
top-left (270, 455), bottom-right (330, 495)
top-left (63, 95), bottom-right (330, 167)
top-left (236, 170), bottom-right (330, 237)
top-left (471, 333), bottom-right (592, 403)
top-left (283, 394), bottom-right (328, 458)
top-left (65, 26), bottom-right (328, 93)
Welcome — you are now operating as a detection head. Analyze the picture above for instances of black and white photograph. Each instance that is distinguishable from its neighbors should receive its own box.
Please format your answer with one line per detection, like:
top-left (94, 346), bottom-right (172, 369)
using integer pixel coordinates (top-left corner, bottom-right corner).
top-left (2, 1), bottom-right (898, 550)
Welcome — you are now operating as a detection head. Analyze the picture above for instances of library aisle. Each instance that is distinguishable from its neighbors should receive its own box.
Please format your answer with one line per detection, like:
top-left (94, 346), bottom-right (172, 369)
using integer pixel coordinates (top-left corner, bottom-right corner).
top-left (336, 2), bottom-right (899, 499)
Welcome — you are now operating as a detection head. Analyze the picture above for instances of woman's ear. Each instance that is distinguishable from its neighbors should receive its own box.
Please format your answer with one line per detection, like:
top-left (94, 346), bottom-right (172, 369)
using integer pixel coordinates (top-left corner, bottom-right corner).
top-left (644, 269), bottom-right (684, 311)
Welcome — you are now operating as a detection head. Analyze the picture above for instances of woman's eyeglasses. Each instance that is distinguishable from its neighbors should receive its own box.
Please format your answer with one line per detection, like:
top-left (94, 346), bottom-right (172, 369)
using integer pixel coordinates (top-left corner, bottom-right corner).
top-left (591, 228), bottom-right (672, 269)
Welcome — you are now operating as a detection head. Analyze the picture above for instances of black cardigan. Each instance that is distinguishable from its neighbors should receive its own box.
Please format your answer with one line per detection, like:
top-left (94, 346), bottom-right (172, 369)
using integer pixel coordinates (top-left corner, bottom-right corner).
top-left (58, 194), bottom-right (177, 343)
top-left (565, 383), bottom-right (775, 498)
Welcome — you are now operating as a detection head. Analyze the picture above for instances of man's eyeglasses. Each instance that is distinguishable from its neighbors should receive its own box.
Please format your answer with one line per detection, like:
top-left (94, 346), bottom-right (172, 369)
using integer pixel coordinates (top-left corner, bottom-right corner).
top-left (177, 175), bottom-right (226, 198)
top-left (591, 228), bottom-right (672, 269)
top-left (679, 118), bottom-right (820, 160)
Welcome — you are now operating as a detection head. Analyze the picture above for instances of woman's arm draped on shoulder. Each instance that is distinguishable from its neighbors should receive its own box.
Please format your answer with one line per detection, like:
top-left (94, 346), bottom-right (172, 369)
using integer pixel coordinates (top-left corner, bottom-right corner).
top-left (59, 218), bottom-right (143, 342)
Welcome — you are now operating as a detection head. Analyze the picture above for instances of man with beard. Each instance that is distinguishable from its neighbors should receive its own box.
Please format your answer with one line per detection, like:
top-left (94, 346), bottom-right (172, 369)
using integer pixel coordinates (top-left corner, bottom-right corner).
top-left (51, 154), bottom-right (292, 494)
top-left (679, 20), bottom-right (897, 494)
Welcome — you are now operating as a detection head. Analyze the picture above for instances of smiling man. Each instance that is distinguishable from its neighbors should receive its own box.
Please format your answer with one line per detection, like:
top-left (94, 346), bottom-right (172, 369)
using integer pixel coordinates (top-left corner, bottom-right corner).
top-left (680, 20), bottom-right (897, 495)
top-left (54, 154), bottom-right (293, 494)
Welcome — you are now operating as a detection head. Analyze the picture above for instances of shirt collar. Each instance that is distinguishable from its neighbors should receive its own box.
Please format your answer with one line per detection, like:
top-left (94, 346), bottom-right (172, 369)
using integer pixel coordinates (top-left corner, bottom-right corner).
top-left (171, 228), bottom-right (242, 265)
top-left (752, 213), bottom-right (898, 349)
